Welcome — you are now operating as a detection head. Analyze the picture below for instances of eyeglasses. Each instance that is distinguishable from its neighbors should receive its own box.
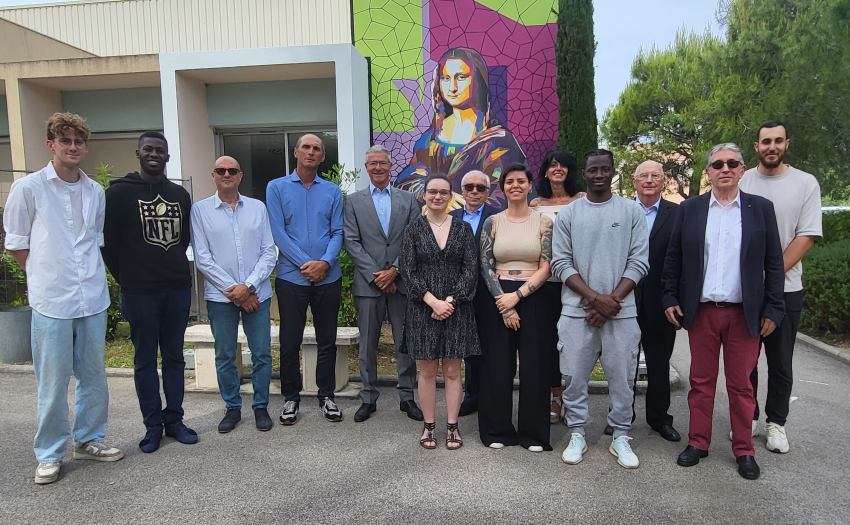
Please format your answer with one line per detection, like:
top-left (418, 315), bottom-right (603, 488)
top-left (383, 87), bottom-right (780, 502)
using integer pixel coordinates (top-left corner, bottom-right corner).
top-left (636, 173), bottom-right (664, 181)
top-left (425, 189), bottom-right (451, 197)
top-left (462, 184), bottom-right (488, 193)
top-left (214, 168), bottom-right (241, 176)
top-left (709, 160), bottom-right (742, 170)
top-left (366, 161), bottom-right (390, 168)
top-left (56, 138), bottom-right (86, 148)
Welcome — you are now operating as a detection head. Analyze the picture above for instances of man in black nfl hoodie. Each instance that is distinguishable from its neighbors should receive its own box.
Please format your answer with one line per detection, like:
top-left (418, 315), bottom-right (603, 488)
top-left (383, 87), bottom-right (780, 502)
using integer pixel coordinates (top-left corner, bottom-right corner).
top-left (102, 131), bottom-right (197, 453)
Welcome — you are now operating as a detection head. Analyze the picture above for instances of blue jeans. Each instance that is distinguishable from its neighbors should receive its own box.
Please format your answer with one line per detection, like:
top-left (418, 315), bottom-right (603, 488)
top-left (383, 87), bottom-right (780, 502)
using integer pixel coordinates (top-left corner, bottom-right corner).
top-left (207, 299), bottom-right (272, 410)
top-left (31, 309), bottom-right (109, 462)
top-left (122, 289), bottom-right (191, 430)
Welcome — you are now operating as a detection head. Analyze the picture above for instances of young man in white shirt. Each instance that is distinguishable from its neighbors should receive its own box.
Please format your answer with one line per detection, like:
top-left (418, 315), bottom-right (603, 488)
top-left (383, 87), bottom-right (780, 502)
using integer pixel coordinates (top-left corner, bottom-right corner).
top-left (739, 121), bottom-right (822, 453)
top-left (4, 112), bottom-right (124, 485)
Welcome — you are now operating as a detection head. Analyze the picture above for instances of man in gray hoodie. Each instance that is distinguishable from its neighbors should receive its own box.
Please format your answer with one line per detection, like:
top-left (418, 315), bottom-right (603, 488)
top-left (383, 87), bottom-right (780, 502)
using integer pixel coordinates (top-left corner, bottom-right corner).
top-left (551, 149), bottom-right (649, 469)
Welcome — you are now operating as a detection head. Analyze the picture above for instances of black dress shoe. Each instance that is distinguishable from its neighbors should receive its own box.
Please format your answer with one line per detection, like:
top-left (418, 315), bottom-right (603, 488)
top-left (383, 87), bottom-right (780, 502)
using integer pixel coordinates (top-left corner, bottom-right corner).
top-left (604, 424), bottom-right (614, 436)
top-left (458, 400), bottom-right (478, 417)
top-left (677, 445), bottom-right (708, 466)
top-left (218, 408), bottom-right (241, 433)
top-left (655, 424), bottom-right (682, 442)
top-left (354, 403), bottom-right (376, 422)
top-left (254, 408), bottom-right (273, 431)
top-left (736, 455), bottom-right (760, 480)
top-left (400, 400), bottom-right (424, 421)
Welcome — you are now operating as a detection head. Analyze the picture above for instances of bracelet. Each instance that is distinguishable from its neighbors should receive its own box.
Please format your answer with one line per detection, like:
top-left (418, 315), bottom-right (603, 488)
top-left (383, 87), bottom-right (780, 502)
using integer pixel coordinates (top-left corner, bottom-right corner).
top-left (590, 293), bottom-right (599, 304)
top-left (516, 289), bottom-right (524, 299)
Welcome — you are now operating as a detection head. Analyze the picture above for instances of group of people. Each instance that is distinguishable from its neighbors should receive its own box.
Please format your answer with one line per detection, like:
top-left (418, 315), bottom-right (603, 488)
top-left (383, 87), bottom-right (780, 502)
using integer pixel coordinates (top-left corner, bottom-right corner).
top-left (3, 112), bottom-right (820, 485)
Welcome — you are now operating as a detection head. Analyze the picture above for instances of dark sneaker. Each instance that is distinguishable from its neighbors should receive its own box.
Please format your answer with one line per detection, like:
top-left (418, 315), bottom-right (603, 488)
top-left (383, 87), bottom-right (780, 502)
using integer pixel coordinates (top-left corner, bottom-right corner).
top-left (165, 422), bottom-right (199, 444)
top-left (218, 408), bottom-right (241, 433)
top-left (321, 398), bottom-right (343, 422)
top-left (279, 400), bottom-right (299, 425)
top-left (139, 427), bottom-right (163, 453)
top-left (254, 408), bottom-right (273, 431)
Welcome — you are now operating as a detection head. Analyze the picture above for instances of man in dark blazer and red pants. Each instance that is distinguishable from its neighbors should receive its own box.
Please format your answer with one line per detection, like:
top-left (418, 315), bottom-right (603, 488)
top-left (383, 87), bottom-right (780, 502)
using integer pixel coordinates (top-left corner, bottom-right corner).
top-left (450, 170), bottom-right (499, 416)
top-left (662, 143), bottom-right (785, 481)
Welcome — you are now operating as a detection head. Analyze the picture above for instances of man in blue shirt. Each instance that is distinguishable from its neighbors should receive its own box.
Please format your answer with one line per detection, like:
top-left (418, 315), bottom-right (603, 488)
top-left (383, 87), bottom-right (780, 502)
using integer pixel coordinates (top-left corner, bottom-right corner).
top-left (267, 134), bottom-right (344, 424)
top-left (449, 170), bottom-right (498, 417)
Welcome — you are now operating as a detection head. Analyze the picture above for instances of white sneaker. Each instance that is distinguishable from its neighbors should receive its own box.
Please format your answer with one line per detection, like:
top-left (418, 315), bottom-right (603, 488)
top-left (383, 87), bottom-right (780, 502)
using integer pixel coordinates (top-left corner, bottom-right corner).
top-left (34, 462), bottom-right (61, 485)
top-left (561, 433), bottom-right (588, 465)
top-left (528, 445), bottom-right (543, 453)
top-left (609, 436), bottom-right (640, 469)
top-left (729, 420), bottom-right (759, 441)
top-left (765, 422), bottom-right (790, 453)
top-left (489, 442), bottom-right (505, 449)
top-left (73, 441), bottom-right (124, 462)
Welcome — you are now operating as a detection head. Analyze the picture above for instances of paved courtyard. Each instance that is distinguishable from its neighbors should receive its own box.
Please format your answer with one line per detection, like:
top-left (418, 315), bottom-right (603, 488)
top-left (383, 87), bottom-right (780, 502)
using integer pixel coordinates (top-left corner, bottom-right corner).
top-left (1, 333), bottom-right (848, 524)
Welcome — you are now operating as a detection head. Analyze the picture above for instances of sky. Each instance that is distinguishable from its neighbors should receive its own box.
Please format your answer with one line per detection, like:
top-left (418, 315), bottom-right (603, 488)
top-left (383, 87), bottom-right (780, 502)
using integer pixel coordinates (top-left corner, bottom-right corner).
top-left (0, 0), bottom-right (723, 118)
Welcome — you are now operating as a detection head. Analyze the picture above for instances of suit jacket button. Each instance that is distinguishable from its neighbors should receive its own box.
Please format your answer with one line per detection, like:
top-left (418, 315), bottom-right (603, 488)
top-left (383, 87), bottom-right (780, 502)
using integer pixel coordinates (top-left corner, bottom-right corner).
top-left (386, 243), bottom-right (390, 247)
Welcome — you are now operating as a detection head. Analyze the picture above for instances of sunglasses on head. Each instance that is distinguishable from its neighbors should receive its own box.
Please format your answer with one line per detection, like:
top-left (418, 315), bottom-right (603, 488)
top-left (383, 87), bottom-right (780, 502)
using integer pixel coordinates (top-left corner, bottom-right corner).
top-left (214, 168), bottom-right (241, 176)
top-left (709, 160), bottom-right (742, 170)
top-left (462, 184), bottom-right (488, 193)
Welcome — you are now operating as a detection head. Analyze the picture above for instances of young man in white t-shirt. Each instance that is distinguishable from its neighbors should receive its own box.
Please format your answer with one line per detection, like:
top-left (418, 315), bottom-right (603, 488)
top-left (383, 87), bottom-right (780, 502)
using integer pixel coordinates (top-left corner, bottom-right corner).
top-left (738, 121), bottom-right (822, 454)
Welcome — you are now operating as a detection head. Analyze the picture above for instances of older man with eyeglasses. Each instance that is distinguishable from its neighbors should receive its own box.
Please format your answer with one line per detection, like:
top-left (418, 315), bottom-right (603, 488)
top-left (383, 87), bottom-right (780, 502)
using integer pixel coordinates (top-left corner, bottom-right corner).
top-left (449, 170), bottom-right (499, 416)
top-left (344, 145), bottom-right (424, 422)
top-left (662, 143), bottom-right (785, 480)
top-left (190, 156), bottom-right (277, 433)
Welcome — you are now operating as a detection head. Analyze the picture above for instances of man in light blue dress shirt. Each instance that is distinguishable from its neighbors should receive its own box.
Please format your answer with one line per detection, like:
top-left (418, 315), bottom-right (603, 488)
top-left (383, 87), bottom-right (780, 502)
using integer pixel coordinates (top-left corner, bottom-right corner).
top-left (266, 134), bottom-right (345, 424)
top-left (191, 156), bottom-right (278, 433)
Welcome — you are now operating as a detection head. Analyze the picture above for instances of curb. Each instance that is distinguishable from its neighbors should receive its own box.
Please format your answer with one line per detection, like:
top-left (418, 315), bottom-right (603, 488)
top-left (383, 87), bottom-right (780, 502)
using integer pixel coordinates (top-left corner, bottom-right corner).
top-left (797, 333), bottom-right (850, 366)
top-left (0, 364), bottom-right (145, 378)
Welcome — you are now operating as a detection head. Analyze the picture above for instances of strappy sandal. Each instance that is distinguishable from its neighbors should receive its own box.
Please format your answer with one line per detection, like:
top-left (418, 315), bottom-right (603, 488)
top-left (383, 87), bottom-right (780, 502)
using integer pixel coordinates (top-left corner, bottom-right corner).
top-left (446, 422), bottom-right (463, 450)
top-left (420, 422), bottom-right (437, 449)
top-left (550, 394), bottom-right (563, 424)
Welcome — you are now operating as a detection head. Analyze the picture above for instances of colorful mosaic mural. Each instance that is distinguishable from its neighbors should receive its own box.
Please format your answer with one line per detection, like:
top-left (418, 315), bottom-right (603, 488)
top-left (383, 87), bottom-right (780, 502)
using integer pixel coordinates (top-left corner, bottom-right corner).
top-left (353, 0), bottom-right (559, 208)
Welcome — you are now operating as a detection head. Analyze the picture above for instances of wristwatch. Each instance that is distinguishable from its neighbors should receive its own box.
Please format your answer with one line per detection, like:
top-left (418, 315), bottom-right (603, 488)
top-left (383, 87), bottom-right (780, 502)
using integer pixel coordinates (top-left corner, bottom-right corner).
top-left (245, 282), bottom-right (256, 294)
top-left (445, 296), bottom-right (454, 305)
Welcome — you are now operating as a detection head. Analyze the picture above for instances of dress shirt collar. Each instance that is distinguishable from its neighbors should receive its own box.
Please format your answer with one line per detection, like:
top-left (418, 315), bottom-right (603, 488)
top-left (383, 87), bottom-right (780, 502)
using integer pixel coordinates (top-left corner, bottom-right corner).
top-left (369, 182), bottom-right (391, 195)
top-left (213, 192), bottom-right (243, 209)
top-left (709, 190), bottom-right (741, 209)
top-left (44, 160), bottom-right (87, 183)
top-left (288, 170), bottom-right (324, 185)
top-left (635, 195), bottom-right (661, 212)
top-left (463, 205), bottom-right (484, 217)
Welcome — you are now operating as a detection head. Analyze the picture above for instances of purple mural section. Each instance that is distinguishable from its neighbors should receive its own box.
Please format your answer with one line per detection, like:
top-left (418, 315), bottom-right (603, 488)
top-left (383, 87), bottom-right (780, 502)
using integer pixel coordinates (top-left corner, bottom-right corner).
top-left (375, 0), bottom-right (558, 207)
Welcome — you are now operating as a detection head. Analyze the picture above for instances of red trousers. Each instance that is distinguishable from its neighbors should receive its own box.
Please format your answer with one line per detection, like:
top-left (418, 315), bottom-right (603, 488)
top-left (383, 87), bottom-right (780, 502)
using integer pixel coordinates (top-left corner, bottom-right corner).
top-left (687, 303), bottom-right (760, 456)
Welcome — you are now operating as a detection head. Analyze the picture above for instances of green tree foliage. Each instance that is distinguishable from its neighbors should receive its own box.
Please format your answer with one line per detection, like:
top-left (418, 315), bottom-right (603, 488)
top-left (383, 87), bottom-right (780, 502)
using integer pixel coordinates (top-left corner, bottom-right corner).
top-left (556, 0), bottom-right (598, 167)
top-left (321, 164), bottom-right (361, 327)
top-left (603, 0), bottom-right (850, 200)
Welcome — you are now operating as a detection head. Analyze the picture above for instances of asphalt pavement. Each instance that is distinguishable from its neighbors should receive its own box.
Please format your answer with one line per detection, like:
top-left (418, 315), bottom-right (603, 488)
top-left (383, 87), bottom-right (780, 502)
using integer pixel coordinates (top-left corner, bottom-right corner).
top-left (1, 332), bottom-right (849, 525)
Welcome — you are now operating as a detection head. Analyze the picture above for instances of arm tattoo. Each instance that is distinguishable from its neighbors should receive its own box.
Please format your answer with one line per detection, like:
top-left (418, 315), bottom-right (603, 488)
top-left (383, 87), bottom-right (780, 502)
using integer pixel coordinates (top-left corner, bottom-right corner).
top-left (526, 282), bottom-right (538, 294)
top-left (480, 217), bottom-right (506, 299)
top-left (540, 215), bottom-right (554, 264)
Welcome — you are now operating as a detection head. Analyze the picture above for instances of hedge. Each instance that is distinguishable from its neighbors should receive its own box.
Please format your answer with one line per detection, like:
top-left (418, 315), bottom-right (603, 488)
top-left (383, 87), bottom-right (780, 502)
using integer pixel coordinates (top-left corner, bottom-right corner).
top-left (821, 211), bottom-right (850, 244)
top-left (801, 238), bottom-right (850, 335)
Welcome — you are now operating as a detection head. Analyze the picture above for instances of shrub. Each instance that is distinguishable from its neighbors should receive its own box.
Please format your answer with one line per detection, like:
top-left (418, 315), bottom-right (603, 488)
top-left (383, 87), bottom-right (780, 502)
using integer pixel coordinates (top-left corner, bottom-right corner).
top-left (321, 164), bottom-right (361, 327)
top-left (821, 211), bottom-right (850, 244)
top-left (801, 239), bottom-right (850, 335)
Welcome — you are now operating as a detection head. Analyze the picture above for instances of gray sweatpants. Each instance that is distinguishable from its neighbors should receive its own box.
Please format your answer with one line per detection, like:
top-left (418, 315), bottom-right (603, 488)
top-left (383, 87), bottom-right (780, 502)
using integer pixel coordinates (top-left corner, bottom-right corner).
top-left (558, 315), bottom-right (641, 439)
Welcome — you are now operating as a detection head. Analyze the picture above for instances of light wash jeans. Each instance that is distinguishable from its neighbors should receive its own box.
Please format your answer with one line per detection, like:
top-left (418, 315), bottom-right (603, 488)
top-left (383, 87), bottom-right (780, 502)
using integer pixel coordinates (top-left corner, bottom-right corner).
top-left (207, 298), bottom-right (272, 410)
top-left (31, 309), bottom-right (109, 462)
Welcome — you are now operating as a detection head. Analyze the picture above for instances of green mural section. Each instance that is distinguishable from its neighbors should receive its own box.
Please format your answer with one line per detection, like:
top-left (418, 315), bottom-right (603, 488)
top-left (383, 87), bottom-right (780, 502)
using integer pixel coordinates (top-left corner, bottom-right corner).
top-left (353, 0), bottom-right (423, 132)
top-left (476, 0), bottom-right (558, 25)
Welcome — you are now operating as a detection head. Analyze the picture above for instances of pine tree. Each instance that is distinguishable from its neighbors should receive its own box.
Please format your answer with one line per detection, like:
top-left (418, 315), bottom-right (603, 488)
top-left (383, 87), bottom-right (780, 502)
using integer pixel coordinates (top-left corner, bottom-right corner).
top-left (556, 0), bottom-right (598, 168)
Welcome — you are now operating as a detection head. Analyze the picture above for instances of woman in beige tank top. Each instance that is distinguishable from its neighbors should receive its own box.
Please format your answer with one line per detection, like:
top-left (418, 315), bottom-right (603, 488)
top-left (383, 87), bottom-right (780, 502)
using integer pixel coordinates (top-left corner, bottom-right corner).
top-left (477, 163), bottom-right (554, 452)
top-left (530, 150), bottom-right (584, 423)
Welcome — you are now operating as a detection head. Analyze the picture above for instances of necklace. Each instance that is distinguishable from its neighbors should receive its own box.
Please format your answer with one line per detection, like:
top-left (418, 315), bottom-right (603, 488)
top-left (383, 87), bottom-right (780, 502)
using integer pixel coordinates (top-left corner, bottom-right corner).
top-left (428, 216), bottom-right (449, 230)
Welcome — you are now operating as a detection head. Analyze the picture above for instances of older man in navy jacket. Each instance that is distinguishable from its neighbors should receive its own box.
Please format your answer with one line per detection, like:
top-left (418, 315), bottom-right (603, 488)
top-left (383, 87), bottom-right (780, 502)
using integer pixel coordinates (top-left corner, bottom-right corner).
top-left (662, 143), bottom-right (784, 481)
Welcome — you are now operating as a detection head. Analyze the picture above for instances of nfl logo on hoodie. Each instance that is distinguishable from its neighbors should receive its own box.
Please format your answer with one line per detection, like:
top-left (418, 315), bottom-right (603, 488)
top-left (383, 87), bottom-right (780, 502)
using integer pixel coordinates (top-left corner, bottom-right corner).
top-left (139, 195), bottom-right (182, 250)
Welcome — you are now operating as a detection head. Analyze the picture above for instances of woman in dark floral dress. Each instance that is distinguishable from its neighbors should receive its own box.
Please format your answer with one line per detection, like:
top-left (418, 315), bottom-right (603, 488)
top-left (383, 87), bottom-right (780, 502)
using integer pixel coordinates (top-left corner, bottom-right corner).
top-left (400, 174), bottom-right (480, 450)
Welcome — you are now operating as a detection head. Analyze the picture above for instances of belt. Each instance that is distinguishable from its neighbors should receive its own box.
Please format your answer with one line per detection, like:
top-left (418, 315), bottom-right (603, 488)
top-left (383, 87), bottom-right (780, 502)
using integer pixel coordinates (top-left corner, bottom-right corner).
top-left (703, 301), bottom-right (742, 308)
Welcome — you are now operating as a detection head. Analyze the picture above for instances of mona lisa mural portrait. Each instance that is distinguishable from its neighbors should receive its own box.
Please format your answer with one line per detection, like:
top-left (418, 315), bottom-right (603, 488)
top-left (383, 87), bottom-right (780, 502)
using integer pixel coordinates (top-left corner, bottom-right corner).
top-left (354, 0), bottom-right (558, 209)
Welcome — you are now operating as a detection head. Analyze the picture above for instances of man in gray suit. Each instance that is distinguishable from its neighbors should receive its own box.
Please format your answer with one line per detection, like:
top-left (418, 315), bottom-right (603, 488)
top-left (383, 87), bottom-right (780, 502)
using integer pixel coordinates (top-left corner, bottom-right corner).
top-left (344, 145), bottom-right (424, 422)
